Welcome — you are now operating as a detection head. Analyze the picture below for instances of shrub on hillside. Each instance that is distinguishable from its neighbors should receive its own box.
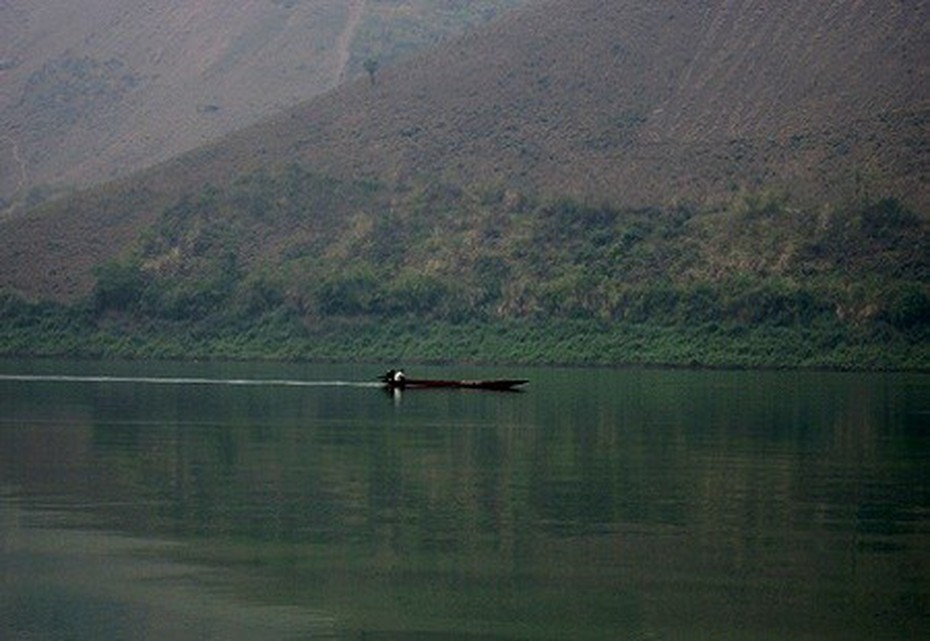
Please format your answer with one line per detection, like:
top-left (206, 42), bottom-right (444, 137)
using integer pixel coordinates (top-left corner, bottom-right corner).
top-left (93, 260), bottom-right (146, 312)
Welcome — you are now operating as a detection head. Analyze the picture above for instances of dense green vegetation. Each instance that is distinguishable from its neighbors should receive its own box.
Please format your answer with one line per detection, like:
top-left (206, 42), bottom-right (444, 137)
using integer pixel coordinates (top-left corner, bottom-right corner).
top-left (1, 165), bottom-right (927, 369)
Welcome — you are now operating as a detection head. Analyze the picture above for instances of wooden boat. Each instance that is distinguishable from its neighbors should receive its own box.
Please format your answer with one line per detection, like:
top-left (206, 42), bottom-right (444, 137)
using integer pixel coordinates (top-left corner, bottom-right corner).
top-left (379, 370), bottom-right (528, 391)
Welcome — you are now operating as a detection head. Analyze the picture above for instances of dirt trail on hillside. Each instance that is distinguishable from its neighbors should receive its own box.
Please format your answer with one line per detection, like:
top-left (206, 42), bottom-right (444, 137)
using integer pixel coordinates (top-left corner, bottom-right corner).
top-left (0, 135), bottom-right (28, 216)
top-left (335, 0), bottom-right (366, 83)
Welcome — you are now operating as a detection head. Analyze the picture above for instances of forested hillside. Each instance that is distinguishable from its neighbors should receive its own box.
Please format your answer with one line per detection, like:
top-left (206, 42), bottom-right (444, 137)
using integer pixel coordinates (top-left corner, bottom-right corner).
top-left (3, 169), bottom-right (926, 368)
top-left (1, 0), bottom-right (927, 369)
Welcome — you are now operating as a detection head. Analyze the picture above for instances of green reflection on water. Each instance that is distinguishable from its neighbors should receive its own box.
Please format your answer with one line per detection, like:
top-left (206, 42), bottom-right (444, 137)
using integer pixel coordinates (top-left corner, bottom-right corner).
top-left (1, 361), bottom-right (928, 639)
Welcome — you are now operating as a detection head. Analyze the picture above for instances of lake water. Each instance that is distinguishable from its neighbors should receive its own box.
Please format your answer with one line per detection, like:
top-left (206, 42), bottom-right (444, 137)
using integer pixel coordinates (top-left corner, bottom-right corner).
top-left (1, 359), bottom-right (928, 640)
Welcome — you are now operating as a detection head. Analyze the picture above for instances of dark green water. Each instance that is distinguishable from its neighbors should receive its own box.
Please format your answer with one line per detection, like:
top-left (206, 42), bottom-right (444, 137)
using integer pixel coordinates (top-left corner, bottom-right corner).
top-left (1, 359), bottom-right (928, 640)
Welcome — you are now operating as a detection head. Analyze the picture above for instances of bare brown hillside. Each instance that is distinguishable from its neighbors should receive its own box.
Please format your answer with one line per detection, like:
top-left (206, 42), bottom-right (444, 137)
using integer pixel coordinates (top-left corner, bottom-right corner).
top-left (0, 0), bottom-right (527, 210)
top-left (244, 0), bottom-right (929, 207)
top-left (1, 0), bottom-right (928, 301)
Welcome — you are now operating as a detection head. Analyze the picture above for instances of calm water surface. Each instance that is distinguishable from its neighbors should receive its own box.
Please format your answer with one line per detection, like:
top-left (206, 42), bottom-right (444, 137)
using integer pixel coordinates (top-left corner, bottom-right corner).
top-left (1, 359), bottom-right (928, 640)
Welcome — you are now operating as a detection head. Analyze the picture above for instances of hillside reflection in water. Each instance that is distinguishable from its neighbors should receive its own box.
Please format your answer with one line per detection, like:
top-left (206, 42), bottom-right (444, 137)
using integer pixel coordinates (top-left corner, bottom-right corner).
top-left (1, 360), bottom-right (928, 640)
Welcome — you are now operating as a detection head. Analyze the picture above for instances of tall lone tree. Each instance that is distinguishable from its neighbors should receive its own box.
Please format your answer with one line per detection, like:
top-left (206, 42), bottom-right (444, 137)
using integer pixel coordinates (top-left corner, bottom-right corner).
top-left (363, 57), bottom-right (379, 85)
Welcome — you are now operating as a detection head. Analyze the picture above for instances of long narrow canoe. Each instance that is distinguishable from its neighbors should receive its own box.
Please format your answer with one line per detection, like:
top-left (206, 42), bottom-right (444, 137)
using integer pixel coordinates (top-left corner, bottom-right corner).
top-left (379, 371), bottom-right (528, 391)
top-left (386, 378), bottom-right (528, 391)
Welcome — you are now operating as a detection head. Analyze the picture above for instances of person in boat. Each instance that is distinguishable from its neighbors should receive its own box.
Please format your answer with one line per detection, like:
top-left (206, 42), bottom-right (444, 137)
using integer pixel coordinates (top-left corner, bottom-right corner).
top-left (382, 369), bottom-right (406, 386)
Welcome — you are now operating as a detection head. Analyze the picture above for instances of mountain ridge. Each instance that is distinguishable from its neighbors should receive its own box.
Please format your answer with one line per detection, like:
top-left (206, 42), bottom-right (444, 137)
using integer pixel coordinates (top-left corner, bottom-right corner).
top-left (1, 0), bottom-right (928, 309)
top-left (168, 0), bottom-right (930, 208)
top-left (0, 0), bottom-right (527, 208)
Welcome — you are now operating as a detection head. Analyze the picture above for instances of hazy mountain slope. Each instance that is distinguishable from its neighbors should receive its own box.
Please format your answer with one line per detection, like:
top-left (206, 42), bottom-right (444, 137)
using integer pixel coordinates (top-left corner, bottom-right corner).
top-left (1, 0), bottom-right (928, 303)
top-left (0, 0), bottom-right (527, 210)
top-left (242, 0), bottom-right (928, 207)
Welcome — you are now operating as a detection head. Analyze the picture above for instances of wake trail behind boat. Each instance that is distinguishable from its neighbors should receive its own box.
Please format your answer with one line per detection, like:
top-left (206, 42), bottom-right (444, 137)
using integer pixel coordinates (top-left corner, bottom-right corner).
top-left (0, 374), bottom-right (382, 388)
